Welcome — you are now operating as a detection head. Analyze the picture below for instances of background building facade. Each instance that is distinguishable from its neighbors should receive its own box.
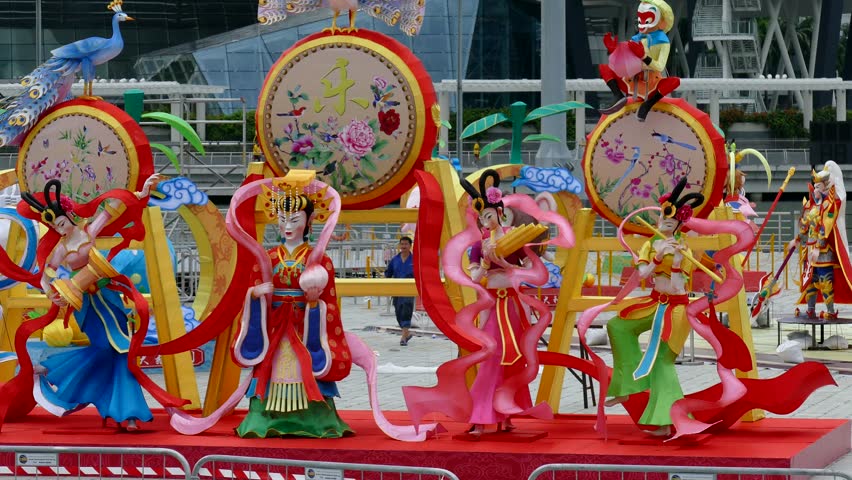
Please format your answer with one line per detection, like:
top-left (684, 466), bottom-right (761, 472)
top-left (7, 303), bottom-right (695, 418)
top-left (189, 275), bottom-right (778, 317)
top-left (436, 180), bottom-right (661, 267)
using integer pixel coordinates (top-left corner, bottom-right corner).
top-left (4, 1), bottom-right (852, 113)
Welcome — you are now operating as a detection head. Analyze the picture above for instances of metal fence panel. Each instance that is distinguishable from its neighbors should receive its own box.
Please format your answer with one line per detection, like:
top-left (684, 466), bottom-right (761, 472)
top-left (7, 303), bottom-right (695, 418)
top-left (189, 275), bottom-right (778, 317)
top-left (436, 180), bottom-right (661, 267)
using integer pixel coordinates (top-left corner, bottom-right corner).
top-left (0, 446), bottom-right (191, 480)
top-left (528, 463), bottom-right (852, 480)
top-left (192, 455), bottom-right (460, 480)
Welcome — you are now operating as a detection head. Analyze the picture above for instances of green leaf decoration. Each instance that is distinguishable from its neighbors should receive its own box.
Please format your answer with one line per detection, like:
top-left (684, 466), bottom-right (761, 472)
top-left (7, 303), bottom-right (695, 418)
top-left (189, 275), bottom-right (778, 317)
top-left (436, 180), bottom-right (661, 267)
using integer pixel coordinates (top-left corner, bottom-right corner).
top-left (150, 143), bottom-right (181, 173)
top-left (524, 101), bottom-right (593, 122)
top-left (362, 155), bottom-right (378, 172)
top-left (317, 150), bottom-right (334, 165)
top-left (373, 138), bottom-right (389, 154)
top-left (440, 120), bottom-right (452, 129)
top-left (523, 134), bottom-right (562, 143)
top-left (461, 113), bottom-right (509, 139)
top-left (438, 139), bottom-right (447, 148)
top-left (478, 138), bottom-right (510, 158)
top-left (142, 112), bottom-right (206, 155)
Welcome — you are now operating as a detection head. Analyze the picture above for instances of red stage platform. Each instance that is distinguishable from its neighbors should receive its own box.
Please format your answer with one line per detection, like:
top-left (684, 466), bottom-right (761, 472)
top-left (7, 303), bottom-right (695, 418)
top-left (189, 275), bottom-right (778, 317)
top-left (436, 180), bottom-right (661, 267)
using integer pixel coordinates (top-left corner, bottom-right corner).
top-left (0, 409), bottom-right (847, 479)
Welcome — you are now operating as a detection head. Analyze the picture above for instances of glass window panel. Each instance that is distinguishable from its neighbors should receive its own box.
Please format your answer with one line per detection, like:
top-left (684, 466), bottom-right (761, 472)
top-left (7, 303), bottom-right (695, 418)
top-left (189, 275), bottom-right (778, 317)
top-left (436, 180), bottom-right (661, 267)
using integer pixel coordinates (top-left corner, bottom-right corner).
top-left (0, 63), bottom-right (12, 80)
top-left (11, 28), bottom-right (35, 44)
top-left (12, 61), bottom-right (35, 78)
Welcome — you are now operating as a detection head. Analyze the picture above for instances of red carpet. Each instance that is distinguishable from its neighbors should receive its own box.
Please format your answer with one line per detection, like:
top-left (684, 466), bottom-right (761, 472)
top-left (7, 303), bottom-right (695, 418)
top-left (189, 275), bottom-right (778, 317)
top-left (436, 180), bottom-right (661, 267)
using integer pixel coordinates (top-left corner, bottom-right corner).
top-left (0, 409), bottom-right (847, 479)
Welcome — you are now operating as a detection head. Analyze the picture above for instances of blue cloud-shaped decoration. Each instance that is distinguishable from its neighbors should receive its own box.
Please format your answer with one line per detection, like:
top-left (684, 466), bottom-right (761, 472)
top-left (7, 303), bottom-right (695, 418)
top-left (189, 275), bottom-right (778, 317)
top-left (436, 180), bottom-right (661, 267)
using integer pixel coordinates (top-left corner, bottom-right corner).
top-left (144, 306), bottom-right (201, 345)
top-left (542, 259), bottom-right (563, 288)
top-left (149, 177), bottom-right (208, 211)
top-left (511, 166), bottom-right (583, 194)
top-left (435, 155), bottom-right (462, 174)
top-left (521, 259), bottom-right (562, 289)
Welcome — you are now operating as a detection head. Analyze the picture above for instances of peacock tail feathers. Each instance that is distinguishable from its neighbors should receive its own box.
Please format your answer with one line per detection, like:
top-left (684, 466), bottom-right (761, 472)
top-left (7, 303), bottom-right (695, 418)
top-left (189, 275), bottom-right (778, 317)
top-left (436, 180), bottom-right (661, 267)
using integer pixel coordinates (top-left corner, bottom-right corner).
top-left (258, 0), bottom-right (322, 25)
top-left (257, 0), bottom-right (424, 34)
top-left (358, 0), bottom-right (425, 35)
top-left (0, 61), bottom-right (73, 147)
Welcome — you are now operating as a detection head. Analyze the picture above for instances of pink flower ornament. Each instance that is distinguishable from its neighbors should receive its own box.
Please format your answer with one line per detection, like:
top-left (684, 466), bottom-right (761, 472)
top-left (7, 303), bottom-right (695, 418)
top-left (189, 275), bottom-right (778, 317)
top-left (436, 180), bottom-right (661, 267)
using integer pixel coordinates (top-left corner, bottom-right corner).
top-left (675, 205), bottom-right (693, 222)
top-left (59, 196), bottom-right (74, 215)
top-left (485, 187), bottom-right (503, 204)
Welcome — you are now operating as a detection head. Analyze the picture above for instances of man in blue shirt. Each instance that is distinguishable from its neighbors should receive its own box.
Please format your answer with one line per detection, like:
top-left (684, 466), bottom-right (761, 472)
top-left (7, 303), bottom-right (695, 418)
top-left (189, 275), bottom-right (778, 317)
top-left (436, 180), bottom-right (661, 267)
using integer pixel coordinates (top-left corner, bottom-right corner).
top-left (385, 236), bottom-right (415, 345)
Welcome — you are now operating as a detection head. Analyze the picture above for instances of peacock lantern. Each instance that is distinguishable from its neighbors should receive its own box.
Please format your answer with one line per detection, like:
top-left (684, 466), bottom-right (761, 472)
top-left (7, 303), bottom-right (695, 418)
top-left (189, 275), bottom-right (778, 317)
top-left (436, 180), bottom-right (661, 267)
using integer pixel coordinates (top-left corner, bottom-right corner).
top-left (258, 0), bottom-right (426, 35)
top-left (0, 0), bottom-right (133, 147)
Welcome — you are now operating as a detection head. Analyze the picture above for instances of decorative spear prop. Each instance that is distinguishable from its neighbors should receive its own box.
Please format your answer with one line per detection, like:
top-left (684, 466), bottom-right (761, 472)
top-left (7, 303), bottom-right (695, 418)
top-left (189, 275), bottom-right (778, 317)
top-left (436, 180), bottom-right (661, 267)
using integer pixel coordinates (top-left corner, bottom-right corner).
top-left (750, 245), bottom-right (798, 320)
top-left (741, 167), bottom-right (796, 268)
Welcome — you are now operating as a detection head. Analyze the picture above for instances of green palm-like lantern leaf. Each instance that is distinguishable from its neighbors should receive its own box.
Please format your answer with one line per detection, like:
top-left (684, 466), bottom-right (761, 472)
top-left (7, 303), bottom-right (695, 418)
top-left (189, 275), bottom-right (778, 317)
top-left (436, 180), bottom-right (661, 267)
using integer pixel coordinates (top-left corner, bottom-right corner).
top-left (142, 112), bottom-right (207, 174)
top-left (149, 143), bottom-right (181, 172)
top-left (463, 101), bottom-right (593, 164)
top-left (524, 101), bottom-right (592, 122)
top-left (142, 112), bottom-right (206, 154)
top-left (523, 134), bottom-right (563, 143)
top-left (478, 138), bottom-right (510, 158)
top-left (461, 113), bottom-right (509, 139)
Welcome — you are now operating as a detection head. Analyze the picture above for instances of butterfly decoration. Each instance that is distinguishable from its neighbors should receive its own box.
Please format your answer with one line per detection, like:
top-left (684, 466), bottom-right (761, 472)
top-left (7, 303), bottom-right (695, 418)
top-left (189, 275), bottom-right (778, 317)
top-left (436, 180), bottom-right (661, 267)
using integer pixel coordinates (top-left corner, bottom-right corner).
top-left (97, 140), bottom-right (116, 157)
top-left (43, 139), bottom-right (49, 149)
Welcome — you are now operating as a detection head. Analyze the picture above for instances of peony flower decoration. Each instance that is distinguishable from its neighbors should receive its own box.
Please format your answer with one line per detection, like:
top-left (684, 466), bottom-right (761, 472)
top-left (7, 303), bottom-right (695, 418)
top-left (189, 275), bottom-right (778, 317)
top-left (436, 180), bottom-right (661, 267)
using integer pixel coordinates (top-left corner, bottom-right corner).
top-left (291, 135), bottom-right (315, 155)
top-left (337, 119), bottom-right (376, 158)
top-left (378, 109), bottom-right (400, 136)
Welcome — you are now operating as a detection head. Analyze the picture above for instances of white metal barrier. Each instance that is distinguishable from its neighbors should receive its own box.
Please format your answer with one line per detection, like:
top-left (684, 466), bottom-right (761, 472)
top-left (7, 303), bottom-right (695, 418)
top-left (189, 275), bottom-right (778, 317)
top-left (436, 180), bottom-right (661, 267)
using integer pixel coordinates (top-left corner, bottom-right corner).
top-left (0, 445), bottom-right (192, 479)
top-left (192, 455), bottom-right (460, 480)
top-left (528, 463), bottom-right (852, 480)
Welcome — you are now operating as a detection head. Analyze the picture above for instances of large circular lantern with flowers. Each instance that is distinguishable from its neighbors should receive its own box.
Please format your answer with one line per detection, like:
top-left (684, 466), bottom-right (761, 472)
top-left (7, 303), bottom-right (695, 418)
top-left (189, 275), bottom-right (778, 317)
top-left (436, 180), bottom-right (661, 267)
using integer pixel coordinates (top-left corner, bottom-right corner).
top-left (257, 30), bottom-right (437, 210)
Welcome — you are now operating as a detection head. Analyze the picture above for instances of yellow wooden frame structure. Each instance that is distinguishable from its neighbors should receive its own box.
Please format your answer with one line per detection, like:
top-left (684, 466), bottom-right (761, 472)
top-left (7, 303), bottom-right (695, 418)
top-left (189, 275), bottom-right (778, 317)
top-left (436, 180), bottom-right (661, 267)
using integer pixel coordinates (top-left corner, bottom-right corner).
top-left (0, 168), bottom-right (201, 408)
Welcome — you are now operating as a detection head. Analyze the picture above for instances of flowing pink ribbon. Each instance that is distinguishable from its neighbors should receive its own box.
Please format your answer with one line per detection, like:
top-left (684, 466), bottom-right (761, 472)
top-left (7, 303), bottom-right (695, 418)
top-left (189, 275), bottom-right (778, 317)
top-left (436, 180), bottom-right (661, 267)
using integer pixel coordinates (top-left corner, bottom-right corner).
top-left (345, 332), bottom-right (444, 441)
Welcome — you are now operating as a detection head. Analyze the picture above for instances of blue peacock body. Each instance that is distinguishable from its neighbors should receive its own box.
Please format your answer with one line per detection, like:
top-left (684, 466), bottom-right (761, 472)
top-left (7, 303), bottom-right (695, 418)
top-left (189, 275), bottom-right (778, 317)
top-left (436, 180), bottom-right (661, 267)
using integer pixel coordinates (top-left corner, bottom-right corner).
top-left (0, 0), bottom-right (132, 147)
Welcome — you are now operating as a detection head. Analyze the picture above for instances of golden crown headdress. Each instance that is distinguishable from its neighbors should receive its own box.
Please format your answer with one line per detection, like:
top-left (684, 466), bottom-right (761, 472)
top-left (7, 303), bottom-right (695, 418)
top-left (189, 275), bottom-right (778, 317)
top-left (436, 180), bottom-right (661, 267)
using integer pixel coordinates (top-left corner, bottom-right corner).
top-left (259, 171), bottom-right (332, 224)
top-left (108, 0), bottom-right (123, 13)
top-left (813, 168), bottom-right (830, 184)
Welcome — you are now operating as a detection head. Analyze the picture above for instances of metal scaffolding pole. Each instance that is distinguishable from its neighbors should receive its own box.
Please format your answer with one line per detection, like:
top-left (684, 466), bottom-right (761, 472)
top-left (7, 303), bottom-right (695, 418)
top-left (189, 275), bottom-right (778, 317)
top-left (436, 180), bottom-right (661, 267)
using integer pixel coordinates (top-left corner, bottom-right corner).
top-left (536, 0), bottom-right (571, 168)
top-left (36, 0), bottom-right (43, 65)
top-left (456, 0), bottom-right (463, 161)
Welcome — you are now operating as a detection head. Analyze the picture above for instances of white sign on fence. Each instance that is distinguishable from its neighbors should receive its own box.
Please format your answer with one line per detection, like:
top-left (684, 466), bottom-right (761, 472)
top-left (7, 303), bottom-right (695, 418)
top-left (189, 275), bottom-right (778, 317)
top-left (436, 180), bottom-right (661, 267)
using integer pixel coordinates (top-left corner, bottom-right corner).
top-left (303, 467), bottom-right (344, 480)
top-left (669, 474), bottom-right (716, 480)
top-left (15, 452), bottom-right (58, 467)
